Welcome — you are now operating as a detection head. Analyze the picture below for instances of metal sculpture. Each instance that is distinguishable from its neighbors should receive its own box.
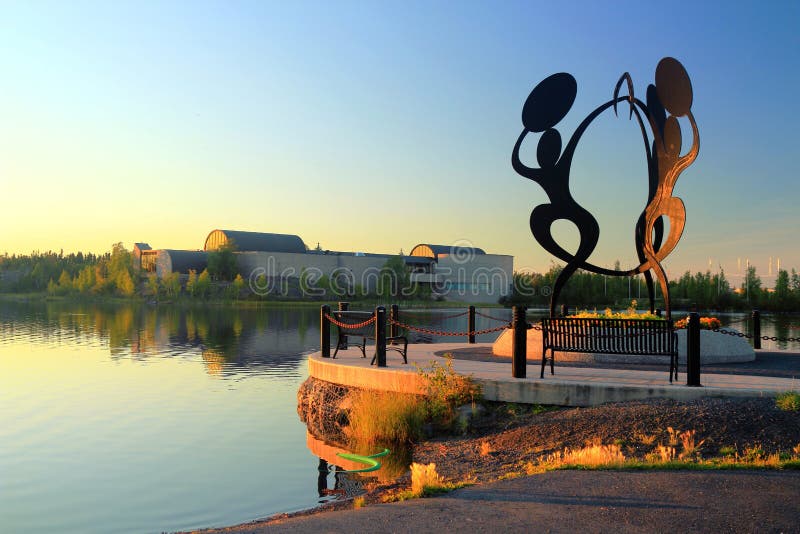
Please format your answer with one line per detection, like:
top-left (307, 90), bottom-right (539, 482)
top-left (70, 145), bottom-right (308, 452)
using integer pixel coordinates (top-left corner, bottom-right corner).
top-left (512, 57), bottom-right (699, 319)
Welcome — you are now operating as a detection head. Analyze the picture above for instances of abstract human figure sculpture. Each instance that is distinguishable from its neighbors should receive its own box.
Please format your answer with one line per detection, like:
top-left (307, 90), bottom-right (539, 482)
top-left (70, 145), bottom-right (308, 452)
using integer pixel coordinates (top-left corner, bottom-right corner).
top-left (512, 57), bottom-right (699, 319)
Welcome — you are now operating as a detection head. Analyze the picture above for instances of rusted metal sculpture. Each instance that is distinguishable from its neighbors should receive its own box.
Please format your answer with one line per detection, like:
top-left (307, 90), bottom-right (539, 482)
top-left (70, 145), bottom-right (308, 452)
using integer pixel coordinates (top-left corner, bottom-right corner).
top-left (512, 57), bottom-right (699, 319)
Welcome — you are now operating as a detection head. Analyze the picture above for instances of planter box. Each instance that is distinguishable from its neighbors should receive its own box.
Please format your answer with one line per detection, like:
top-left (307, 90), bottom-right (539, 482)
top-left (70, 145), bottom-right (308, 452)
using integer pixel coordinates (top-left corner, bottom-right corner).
top-left (492, 327), bottom-right (754, 364)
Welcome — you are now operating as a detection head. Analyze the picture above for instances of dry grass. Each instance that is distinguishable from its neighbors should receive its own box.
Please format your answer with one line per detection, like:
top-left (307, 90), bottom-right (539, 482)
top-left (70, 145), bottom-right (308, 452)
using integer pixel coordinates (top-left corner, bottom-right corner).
top-left (636, 432), bottom-right (658, 446)
top-left (345, 390), bottom-right (426, 445)
top-left (411, 462), bottom-right (444, 496)
top-left (352, 496), bottom-right (366, 509)
top-left (545, 443), bottom-right (626, 468)
top-left (666, 426), bottom-right (681, 447)
top-left (678, 429), bottom-right (706, 459)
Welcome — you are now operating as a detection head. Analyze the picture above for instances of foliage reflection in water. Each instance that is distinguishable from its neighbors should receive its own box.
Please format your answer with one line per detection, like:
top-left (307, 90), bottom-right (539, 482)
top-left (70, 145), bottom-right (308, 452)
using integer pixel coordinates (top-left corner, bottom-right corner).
top-left (1, 300), bottom-right (798, 533)
top-left (0, 300), bottom-right (350, 534)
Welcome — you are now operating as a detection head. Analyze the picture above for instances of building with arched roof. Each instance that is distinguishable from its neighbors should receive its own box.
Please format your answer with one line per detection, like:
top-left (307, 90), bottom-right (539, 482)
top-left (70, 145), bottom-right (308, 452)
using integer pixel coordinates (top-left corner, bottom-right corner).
top-left (204, 230), bottom-right (306, 254)
top-left (155, 250), bottom-right (209, 278)
top-left (409, 244), bottom-right (486, 260)
top-left (134, 230), bottom-right (513, 303)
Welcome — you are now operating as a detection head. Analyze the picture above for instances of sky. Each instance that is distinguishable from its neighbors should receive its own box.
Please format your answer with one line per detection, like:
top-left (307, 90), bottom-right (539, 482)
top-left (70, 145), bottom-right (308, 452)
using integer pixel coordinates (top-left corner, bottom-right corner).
top-left (1, 0), bottom-right (798, 286)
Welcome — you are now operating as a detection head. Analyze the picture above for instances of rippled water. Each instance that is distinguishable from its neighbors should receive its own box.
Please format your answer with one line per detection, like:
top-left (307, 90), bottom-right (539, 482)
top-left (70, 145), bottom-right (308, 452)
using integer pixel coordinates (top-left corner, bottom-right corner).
top-left (0, 301), bottom-right (321, 533)
top-left (1, 301), bottom-right (797, 533)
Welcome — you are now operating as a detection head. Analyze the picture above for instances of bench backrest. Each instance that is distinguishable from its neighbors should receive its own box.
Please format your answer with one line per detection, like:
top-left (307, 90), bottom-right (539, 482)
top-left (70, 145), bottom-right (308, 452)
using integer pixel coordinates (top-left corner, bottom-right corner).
top-left (332, 311), bottom-right (376, 338)
top-left (541, 317), bottom-right (675, 355)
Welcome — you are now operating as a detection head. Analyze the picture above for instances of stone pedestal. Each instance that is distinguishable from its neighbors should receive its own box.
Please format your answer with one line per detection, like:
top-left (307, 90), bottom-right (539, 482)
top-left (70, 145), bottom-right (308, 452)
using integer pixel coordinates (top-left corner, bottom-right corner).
top-left (492, 327), bottom-right (755, 364)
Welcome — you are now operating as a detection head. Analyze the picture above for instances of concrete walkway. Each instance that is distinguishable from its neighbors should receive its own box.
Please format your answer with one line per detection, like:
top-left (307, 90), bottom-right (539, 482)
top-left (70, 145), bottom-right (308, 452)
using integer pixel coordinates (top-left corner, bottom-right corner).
top-left (210, 470), bottom-right (800, 533)
top-left (309, 343), bottom-right (800, 406)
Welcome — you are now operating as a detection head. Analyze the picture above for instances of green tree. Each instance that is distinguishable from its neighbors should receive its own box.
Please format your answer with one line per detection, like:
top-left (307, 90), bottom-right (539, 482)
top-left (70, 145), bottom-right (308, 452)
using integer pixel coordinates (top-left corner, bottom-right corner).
top-left (146, 273), bottom-right (160, 297)
top-left (75, 266), bottom-right (96, 294)
top-left (207, 245), bottom-right (238, 281)
top-left (774, 269), bottom-right (791, 310)
top-left (742, 265), bottom-right (762, 305)
top-left (228, 273), bottom-right (245, 300)
top-left (115, 270), bottom-right (136, 296)
top-left (186, 269), bottom-right (198, 297)
top-left (379, 256), bottom-right (410, 299)
top-left (162, 272), bottom-right (181, 298)
top-left (57, 269), bottom-right (73, 294)
top-left (196, 269), bottom-right (212, 298)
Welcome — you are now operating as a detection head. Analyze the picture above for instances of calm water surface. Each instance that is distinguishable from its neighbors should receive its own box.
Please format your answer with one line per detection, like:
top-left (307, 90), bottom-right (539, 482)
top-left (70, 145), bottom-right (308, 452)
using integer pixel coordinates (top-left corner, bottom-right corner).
top-left (1, 301), bottom-right (797, 533)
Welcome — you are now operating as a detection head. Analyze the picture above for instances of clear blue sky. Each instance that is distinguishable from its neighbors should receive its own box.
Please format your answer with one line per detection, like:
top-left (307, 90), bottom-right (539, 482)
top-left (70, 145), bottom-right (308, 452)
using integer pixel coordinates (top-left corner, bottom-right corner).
top-left (1, 0), bottom-right (798, 286)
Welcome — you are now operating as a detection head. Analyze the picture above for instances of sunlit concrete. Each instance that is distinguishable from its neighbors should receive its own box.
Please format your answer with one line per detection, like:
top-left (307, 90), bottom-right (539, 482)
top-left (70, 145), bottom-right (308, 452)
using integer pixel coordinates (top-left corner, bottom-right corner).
top-left (308, 343), bottom-right (799, 407)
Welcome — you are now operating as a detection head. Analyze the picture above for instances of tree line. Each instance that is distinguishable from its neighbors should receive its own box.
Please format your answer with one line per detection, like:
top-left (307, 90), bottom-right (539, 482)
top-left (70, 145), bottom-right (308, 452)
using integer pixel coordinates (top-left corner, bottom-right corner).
top-left (502, 263), bottom-right (800, 312)
top-left (3, 245), bottom-right (800, 311)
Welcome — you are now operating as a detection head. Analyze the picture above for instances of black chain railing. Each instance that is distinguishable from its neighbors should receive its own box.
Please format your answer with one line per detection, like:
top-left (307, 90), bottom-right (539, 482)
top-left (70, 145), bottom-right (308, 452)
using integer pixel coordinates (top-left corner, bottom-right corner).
top-left (710, 327), bottom-right (800, 343)
top-left (388, 317), bottom-right (510, 338)
top-left (324, 313), bottom-right (376, 330)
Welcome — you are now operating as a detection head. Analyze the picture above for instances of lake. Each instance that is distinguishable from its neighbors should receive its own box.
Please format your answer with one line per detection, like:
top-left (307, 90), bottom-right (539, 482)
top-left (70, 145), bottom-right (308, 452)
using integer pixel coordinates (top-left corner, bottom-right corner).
top-left (0, 300), bottom-right (796, 533)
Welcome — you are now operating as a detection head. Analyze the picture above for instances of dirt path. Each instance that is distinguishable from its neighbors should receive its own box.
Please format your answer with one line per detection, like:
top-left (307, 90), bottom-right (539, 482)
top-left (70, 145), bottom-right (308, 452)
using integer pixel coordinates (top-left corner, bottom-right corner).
top-left (204, 470), bottom-right (800, 533)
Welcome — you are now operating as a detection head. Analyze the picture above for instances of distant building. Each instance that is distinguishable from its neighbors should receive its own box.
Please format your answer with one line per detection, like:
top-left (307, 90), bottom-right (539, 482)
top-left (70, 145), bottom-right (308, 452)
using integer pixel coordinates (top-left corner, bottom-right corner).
top-left (204, 230), bottom-right (307, 254)
top-left (133, 243), bottom-right (153, 272)
top-left (154, 250), bottom-right (209, 279)
top-left (134, 230), bottom-right (513, 303)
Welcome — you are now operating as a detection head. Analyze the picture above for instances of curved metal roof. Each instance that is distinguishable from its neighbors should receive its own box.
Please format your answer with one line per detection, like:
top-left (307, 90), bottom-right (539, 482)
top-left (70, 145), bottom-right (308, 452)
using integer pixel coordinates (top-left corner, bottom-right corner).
top-left (409, 244), bottom-right (486, 260)
top-left (204, 230), bottom-right (306, 253)
top-left (158, 250), bottom-right (209, 273)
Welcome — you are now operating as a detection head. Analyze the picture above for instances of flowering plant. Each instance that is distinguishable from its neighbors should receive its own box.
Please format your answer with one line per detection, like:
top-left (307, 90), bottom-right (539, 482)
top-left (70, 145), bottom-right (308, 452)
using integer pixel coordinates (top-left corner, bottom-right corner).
top-left (673, 316), bottom-right (721, 330)
top-left (570, 300), bottom-right (662, 321)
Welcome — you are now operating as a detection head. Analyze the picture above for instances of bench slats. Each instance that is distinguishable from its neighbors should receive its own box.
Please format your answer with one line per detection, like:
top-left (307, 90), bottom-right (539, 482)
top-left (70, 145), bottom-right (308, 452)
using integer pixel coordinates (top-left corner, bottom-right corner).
top-left (541, 317), bottom-right (677, 382)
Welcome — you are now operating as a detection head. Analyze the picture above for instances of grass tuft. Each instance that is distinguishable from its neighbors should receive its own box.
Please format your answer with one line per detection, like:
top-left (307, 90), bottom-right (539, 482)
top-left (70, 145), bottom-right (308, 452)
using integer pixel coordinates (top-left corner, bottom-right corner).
top-left (545, 443), bottom-right (626, 468)
top-left (345, 390), bottom-right (426, 445)
top-left (776, 391), bottom-right (800, 412)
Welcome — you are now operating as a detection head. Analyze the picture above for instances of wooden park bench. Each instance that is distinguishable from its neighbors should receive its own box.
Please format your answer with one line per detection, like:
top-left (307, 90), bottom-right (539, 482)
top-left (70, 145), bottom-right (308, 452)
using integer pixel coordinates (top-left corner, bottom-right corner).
top-left (540, 317), bottom-right (678, 382)
top-left (331, 311), bottom-right (408, 365)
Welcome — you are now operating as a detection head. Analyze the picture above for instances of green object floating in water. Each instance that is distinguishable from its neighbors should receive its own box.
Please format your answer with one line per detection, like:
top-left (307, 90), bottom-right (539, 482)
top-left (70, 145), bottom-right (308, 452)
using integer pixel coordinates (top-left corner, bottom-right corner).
top-left (335, 448), bottom-right (390, 473)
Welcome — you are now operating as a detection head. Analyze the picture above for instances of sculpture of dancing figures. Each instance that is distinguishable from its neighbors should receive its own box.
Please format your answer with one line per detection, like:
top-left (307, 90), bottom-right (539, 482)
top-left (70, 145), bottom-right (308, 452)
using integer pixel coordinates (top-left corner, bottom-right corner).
top-left (627, 58), bottom-right (699, 320)
top-left (513, 58), bottom-right (698, 319)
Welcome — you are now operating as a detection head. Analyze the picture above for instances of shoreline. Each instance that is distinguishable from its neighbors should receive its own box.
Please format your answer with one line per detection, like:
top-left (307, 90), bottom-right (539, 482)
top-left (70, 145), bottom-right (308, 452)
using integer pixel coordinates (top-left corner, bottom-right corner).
top-left (195, 395), bottom-right (800, 533)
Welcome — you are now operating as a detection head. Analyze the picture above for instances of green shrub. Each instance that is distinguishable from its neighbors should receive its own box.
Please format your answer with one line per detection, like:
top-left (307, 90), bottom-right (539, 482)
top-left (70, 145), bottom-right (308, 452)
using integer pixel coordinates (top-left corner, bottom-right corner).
top-left (417, 356), bottom-right (482, 429)
top-left (776, 392), bottom-right (800, 412)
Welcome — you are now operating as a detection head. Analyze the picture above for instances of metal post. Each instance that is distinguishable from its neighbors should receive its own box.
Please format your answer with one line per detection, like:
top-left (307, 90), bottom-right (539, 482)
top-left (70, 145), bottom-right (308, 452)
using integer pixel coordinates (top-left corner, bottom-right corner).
top-left (390, 304), bottom-right (399, 339)
top-left (560, 304), bottom-right (569, 317)
top-left (375, 306), bottom-right (386, 367)
top-left (686, 312), bottom-right (701, 386)
top-left (512, 306), bottom-right (527, 378)
top-left (320, 304), bottom-right (330, 358)
top-left (468, 306), bottom-right (476, 344)
top-left (338, 301), bottom-right (349, 348)
top-left (752, 309), bottom-right (761, 350)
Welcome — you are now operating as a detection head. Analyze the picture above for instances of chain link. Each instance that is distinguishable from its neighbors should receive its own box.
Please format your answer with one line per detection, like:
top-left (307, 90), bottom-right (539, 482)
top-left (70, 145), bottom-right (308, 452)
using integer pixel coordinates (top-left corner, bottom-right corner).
top-left (710, 328), bottom-right (800, 343)
top-left (325, 313), bottom-right (376, 330)
top-left (388, 317), bottom-right (510, 337)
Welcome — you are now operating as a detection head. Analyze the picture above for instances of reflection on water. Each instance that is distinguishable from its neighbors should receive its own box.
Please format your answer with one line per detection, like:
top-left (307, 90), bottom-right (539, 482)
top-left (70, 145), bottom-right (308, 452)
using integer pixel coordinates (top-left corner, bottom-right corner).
top-left (0, 300), bottom-right (331, 534)
top-left (2, 300), bottom-right (797, 533)
top-left (0, 301), bottom-right (319, 378)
